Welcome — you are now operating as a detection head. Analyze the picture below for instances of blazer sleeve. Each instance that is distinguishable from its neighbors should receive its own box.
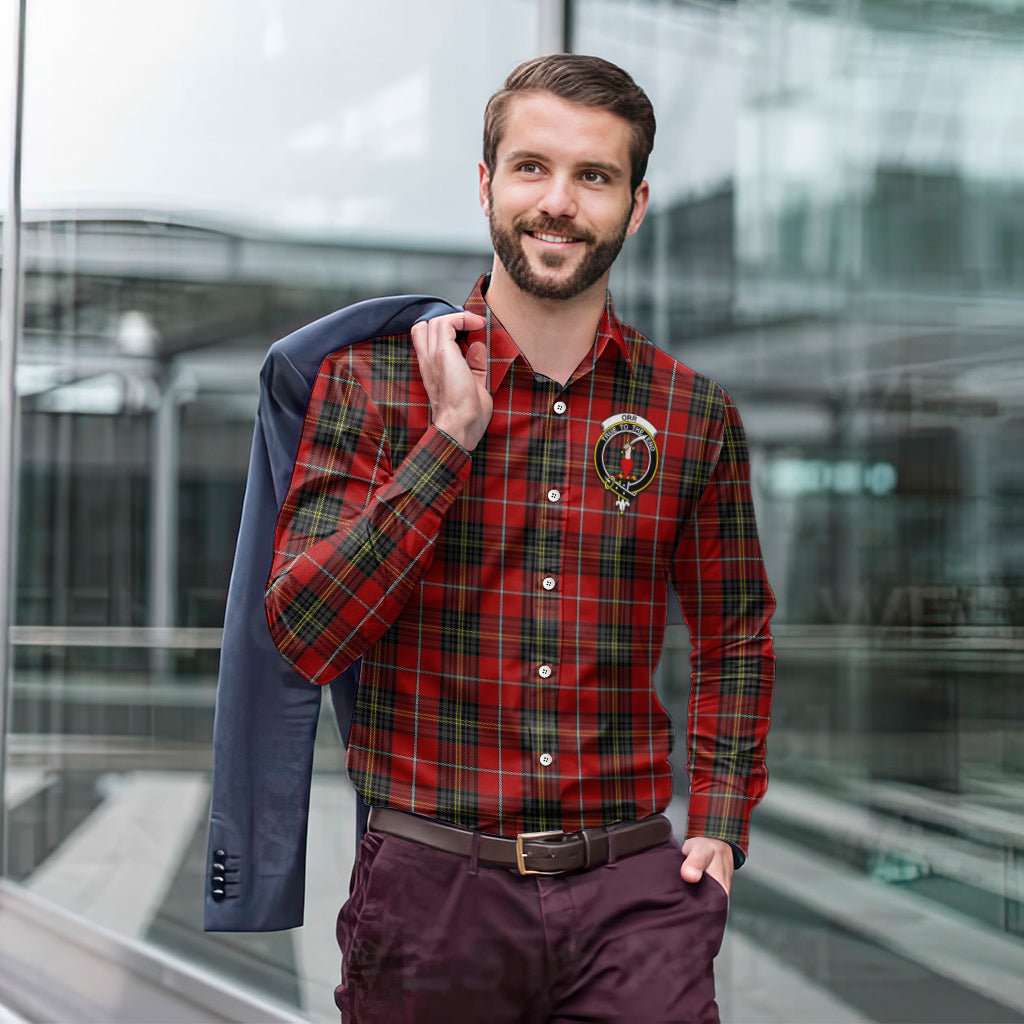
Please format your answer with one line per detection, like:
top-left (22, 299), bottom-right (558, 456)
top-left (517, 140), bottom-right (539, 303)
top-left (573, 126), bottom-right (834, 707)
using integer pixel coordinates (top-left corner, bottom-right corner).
top-left (204, 296), bottom-right (457, 932)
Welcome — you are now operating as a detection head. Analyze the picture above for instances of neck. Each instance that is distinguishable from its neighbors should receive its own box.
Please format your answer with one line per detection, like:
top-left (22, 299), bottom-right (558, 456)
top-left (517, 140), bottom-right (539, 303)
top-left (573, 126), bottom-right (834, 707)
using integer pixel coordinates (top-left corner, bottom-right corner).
top-left (484, 259), bottom-right (609, 386)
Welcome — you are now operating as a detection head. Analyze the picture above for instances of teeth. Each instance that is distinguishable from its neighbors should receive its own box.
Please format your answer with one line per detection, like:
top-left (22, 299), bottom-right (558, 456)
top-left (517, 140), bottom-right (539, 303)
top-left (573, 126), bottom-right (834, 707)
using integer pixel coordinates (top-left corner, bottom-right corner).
top-left (533, 232), bottom-right (575, 244)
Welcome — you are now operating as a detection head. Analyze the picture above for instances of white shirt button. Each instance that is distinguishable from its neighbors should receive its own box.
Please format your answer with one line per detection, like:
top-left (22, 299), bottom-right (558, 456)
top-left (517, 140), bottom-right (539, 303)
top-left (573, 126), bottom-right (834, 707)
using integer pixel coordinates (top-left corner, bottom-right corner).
top-left (542, 577), bottom-right (556, 591)
top-left (538, 665), bottom-right (552, 679)
top-left (539, 753), bottom-right (553, 767)
top-left (547, 489), bottom-right (560, 503)
top-left (553, 400), bottom-right (567, 415)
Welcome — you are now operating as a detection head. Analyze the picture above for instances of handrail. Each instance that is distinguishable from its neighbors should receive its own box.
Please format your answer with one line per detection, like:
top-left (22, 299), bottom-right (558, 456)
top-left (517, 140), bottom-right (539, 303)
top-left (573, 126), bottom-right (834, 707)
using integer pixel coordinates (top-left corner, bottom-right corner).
top-left (0, 880), bottom-right (308, 1023)
top-left (10, 625), bottom-right (223, 649)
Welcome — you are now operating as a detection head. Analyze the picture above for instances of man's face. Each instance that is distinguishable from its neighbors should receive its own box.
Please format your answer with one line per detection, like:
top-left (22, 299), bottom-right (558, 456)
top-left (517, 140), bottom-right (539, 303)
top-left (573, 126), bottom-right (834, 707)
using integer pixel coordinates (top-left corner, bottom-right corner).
top-left (480, 92), bottom-right (649, 302)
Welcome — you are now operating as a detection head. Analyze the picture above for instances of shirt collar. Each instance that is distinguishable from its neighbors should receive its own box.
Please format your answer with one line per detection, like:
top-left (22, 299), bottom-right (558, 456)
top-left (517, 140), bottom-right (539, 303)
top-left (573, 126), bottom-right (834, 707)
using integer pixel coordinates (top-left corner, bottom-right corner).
top-left (461, 275), bottom-right (637, 393)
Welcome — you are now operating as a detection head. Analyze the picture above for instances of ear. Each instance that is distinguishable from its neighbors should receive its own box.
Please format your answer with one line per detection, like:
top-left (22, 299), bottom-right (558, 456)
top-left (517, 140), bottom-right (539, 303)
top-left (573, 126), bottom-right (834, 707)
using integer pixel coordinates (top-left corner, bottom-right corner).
top-left (625, 180), bottom-right (650, 237)
top-left (478, 161), bottom-right (492, 216)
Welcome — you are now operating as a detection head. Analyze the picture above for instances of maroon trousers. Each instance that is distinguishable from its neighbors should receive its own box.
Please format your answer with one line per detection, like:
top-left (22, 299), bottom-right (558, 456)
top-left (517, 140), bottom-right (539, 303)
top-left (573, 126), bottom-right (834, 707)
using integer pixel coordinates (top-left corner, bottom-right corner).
top-left (336, 828), bottom-right (728, 1023)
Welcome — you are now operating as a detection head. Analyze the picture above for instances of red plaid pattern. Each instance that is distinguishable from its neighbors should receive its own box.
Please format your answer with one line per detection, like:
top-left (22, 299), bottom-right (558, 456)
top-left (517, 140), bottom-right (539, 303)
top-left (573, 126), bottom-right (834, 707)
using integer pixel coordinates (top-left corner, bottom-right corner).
top-left (266, 277), bottom-right (775, 854)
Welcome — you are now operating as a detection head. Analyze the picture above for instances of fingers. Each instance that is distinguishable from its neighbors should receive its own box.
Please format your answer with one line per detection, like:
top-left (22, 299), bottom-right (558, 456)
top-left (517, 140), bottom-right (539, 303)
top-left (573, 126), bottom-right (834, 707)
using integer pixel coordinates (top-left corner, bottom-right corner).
top-left (411, 310), bottom-right (487, 332)
top-left (458, 311), bottom-right (488, 331)
top-left (411, 312), bottom-right (488, 379)
top-left (410, 310), bottom-right (493, 452)
top-left (679, 836), bottom-right (733, 893)
top-left (411, 312), bottom-right (487, 382)
top-left (411, 310), bottom-right (487, 346)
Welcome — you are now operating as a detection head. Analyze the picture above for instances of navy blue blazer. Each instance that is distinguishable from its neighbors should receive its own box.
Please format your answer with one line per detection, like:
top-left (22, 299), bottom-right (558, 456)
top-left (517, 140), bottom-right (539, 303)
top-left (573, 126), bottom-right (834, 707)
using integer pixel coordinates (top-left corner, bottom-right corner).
top-left (204, 294), bottom-right (459, 932)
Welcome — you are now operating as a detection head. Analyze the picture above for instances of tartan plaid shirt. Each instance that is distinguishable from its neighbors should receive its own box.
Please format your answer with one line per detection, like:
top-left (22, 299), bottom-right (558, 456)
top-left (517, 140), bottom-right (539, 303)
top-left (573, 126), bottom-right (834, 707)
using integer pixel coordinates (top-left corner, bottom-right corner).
top-left (266, 276), bottom-right (775, 856)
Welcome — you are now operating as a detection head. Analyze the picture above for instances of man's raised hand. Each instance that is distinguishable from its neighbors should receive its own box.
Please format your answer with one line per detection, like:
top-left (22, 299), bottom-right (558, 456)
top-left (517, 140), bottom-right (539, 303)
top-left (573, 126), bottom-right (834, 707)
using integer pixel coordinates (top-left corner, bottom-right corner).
top-left (411, 311), bottom-right (491, 451)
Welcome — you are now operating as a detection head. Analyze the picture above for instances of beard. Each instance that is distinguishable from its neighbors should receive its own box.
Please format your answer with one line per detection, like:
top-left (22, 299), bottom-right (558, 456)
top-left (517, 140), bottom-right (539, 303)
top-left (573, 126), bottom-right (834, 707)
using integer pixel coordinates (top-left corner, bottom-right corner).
top-left (488, 189), bottom-right (631, 301)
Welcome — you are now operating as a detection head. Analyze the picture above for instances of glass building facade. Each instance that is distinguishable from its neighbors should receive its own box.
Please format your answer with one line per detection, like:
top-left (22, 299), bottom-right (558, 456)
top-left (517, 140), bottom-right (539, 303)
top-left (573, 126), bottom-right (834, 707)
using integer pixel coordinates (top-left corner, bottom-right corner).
top-left (1, 1), bottom-right (1023, 1020)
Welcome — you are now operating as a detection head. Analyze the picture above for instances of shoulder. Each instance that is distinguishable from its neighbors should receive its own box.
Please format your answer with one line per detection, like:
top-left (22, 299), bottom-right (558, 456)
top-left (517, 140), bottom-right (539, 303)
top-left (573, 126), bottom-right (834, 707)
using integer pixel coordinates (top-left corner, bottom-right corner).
top-left (264, 294), bottom-right (459, 382)
top-left (321, 332), bottom-right (416, 390)
top-left (617, 317), bottom-right (734, 426)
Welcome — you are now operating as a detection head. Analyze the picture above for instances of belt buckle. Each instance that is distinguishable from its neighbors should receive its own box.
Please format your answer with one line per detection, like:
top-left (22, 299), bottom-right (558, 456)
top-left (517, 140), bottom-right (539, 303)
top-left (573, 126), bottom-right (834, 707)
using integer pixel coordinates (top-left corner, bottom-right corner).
top-left (515, 830), bottom-right (565, 876)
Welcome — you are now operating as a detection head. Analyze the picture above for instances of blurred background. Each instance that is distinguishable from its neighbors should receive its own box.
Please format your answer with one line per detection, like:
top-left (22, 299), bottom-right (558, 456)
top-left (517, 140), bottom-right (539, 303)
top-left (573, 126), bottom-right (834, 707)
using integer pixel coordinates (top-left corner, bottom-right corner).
top-left (1, 0), bottom-right (1023, 1021)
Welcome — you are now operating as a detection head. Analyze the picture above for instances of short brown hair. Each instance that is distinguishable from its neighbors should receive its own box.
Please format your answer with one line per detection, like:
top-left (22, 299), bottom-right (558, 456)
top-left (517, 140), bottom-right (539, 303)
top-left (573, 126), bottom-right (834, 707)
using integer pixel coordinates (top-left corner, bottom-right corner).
top-left (483, 54), bottom-right (656, 193)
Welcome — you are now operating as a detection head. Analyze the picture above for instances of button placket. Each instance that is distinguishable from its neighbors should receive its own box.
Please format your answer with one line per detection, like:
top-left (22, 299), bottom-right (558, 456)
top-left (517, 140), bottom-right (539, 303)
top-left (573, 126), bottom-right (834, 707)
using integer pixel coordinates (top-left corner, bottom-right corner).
top-left (526, 382), bottom-right (569, 809)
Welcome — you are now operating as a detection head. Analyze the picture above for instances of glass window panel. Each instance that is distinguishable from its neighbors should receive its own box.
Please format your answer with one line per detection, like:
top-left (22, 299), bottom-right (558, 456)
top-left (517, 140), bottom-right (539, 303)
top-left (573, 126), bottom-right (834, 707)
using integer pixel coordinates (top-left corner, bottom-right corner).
top-left (10, 2), bottom-right (540, 1019)
top-left (575, 1), bottom-right (1024, 1021)
top-left (21, 0), bottom-right (538, 247)
top-left (0, 1), bottom-right (12, 213)
top-left (0, 0), bottom-right (20, 915)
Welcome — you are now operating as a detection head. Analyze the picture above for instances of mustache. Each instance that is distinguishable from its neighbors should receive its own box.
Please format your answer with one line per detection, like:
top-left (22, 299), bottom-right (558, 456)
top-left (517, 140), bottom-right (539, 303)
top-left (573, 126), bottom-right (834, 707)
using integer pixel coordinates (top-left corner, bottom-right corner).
top-left (513, 216), bottom-right (595, 245)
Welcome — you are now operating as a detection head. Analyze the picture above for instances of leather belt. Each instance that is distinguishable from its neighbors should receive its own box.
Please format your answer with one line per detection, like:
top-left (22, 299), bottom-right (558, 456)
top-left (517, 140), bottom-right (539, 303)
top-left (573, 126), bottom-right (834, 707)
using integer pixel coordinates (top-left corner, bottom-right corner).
top-left (368, 807), bottom-right (673, 875)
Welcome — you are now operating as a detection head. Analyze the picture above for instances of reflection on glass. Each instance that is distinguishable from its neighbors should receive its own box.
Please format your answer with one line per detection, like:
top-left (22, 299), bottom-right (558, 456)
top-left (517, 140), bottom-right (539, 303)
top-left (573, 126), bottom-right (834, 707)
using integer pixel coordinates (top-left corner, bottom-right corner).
top-left (579, 0), bottom-right (1024, 1020)
top-left (20, 0), bottom-right (539, 247)
top-left (0, 0), bottom-right (13, 214)
top-left (6, 0), bottom-right (1024, 1020)
top-left (9, 1), bottom-right (539, 1019)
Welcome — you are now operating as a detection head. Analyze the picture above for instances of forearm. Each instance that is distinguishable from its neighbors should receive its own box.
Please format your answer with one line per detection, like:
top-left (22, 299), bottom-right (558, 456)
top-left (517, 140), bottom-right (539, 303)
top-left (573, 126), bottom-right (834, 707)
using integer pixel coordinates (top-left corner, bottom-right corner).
top-left (266, 421), bottom-right (470, 684)
top-left (673, 389), bottom-right (776, 858)
top-left (683, 622), bottom-right (774, 856)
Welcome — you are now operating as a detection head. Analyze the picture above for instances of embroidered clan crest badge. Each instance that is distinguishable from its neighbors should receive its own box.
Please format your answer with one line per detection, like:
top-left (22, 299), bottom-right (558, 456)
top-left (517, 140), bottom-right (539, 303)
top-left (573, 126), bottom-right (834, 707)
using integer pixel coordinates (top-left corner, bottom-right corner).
top-left (593, 413), bottom-right (659, 514)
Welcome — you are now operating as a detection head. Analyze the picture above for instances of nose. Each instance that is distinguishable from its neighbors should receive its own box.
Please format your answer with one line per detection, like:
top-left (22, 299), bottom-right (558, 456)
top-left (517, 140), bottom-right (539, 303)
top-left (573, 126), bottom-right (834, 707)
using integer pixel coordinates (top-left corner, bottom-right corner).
top-left (536, 174), bottom-right (577, 220)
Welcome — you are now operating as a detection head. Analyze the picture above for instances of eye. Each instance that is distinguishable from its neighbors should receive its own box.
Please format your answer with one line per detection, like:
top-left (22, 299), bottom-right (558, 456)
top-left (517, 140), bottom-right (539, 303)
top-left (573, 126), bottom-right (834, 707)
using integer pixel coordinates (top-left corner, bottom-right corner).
top-left (581, 170), bottom-right (609, 184)
top-left (517, 162), bottom-right (542, 175)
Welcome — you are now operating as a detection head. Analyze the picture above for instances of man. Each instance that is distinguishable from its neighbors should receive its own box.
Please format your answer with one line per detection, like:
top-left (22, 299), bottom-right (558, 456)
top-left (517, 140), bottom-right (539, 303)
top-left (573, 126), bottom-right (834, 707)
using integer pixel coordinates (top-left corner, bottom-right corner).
top-left (265, 54), bottom-right (774, 1023)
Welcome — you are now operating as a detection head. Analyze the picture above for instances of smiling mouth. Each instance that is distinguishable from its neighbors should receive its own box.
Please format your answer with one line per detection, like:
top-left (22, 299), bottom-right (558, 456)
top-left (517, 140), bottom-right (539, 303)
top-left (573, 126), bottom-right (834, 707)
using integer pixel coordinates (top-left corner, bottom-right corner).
top-left (528, 231), bottom-right (580, 244)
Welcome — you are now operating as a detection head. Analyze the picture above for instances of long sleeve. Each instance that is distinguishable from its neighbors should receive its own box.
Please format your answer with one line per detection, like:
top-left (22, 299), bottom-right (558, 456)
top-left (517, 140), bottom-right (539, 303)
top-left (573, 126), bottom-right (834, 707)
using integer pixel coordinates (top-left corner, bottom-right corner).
top-left (265, 360), bottom-right (471, 684)
top-left (671, 389), bottom-right (775, 859)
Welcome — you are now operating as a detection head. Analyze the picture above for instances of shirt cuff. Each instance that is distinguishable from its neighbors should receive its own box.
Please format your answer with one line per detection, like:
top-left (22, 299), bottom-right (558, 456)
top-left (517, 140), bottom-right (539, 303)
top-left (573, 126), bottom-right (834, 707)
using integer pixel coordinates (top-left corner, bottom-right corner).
top-left (433, 424), bottom-right (472, 457)
top-left (684, 789), bottom-right (752, 862)
top-left (390, 425), bottom-right (472, 517)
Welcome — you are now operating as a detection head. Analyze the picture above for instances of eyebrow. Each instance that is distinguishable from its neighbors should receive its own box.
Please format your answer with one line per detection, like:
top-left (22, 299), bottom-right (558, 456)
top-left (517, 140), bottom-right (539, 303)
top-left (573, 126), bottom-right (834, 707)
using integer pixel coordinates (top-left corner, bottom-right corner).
top-left (502, 150), bottom-right (626, 181)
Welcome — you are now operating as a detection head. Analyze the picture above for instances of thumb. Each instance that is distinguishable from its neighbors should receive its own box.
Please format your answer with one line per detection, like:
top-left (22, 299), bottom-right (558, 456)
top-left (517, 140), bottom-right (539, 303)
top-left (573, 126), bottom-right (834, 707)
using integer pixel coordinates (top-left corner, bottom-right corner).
top-left (466, 341), bottom-right (488, 378)
top-left (680, 843), bottom-right (710, 883)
